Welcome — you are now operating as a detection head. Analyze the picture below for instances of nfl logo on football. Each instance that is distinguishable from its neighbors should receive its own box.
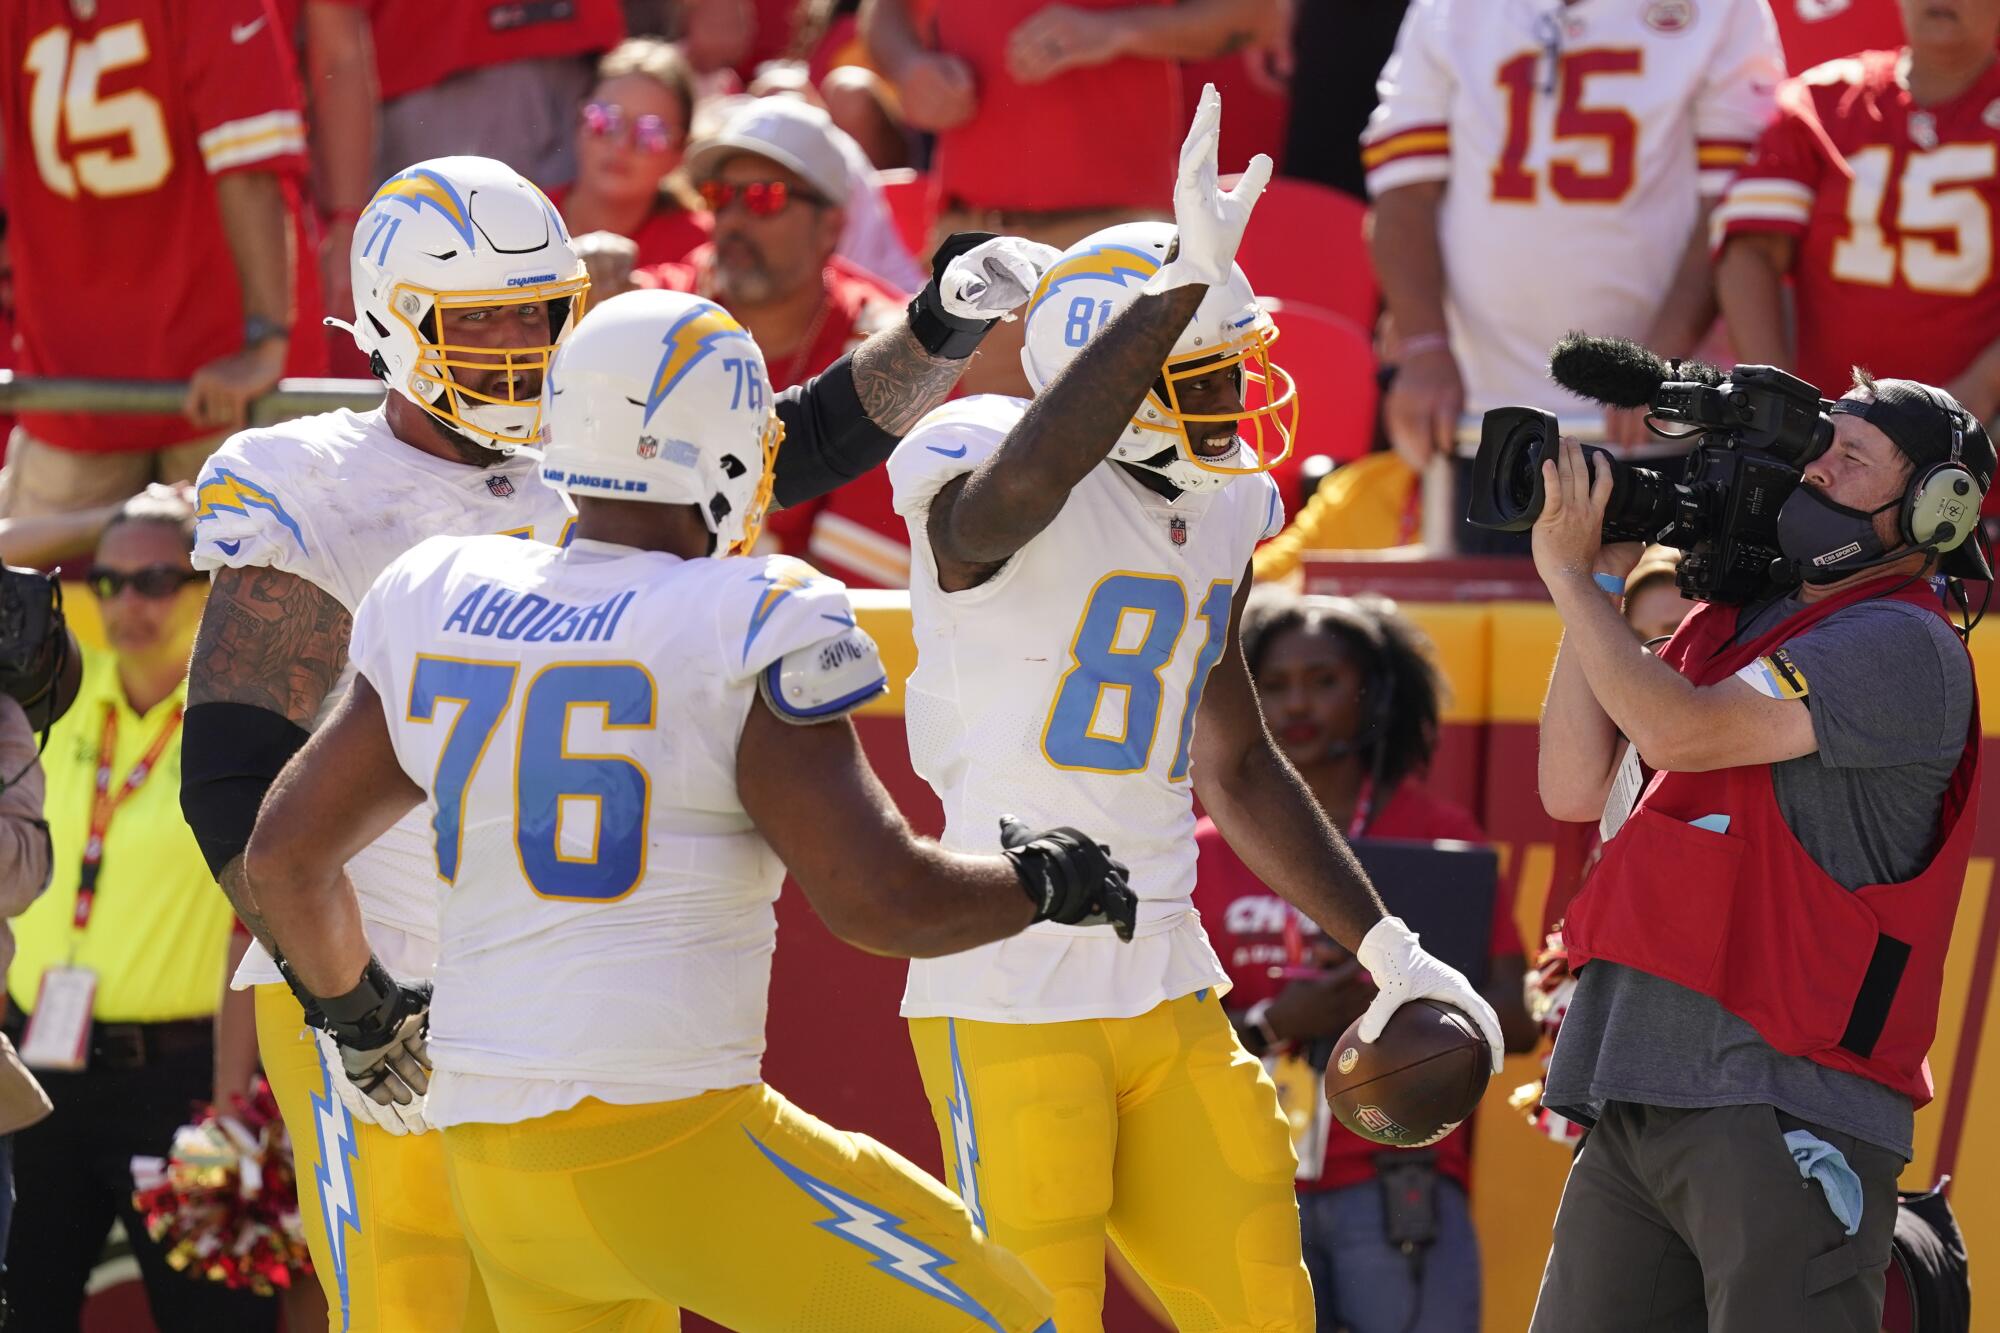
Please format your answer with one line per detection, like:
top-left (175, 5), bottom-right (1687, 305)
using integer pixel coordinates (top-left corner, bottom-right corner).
top-left (1168, 516), bottom-right (1188, 546)
top-left (485, 475), bottom-right (515, 498)
top-left (637, 436), bottom-right (661, 460)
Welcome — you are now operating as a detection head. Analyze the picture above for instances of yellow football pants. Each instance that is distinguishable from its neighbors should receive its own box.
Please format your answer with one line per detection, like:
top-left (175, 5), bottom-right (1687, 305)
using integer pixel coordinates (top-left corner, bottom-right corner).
top-left (909, 991), bottom-right (1315, 1333)
top-left (441, 1083), bottom-right (1057, 1333)
top-left (256, 983), bottom-right (500, 1333)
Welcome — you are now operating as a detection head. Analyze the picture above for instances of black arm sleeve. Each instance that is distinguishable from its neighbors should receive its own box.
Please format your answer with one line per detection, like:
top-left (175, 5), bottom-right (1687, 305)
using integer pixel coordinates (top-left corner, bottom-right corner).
top-left (770, 355), bottom-right (901, 510)
top-left (181, 701), bottom-right (310, 876)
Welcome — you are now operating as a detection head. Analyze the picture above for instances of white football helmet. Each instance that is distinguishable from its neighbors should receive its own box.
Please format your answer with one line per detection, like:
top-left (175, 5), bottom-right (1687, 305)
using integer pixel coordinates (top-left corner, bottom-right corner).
top-left (1021, 221), bottom-right (1297, 493)
top-left (342, 157), bottom-right (589, 452)
top-left (539, 290), bottom-right (781, 555)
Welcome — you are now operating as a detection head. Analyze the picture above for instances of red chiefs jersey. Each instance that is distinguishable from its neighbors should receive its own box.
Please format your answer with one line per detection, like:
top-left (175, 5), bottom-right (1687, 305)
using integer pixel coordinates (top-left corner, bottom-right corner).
top-left (640, 249), bottom-right (911, 586)
top-left (1718, 51), bottom-right (2000, 403)
top-left (933, 0), bottom-right (1178, 213)
top-left (1192, 786), bottom-right (1517, 1192)
top-left (0, 0), bottom-right (323, 453)
top-left (318, 0), bottom-right (623, 102)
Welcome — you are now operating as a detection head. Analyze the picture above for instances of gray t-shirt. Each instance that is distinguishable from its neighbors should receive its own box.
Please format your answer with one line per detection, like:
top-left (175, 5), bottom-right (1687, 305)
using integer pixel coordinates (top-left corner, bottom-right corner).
top-left (1544, 590), bottom-right (1974, 1159)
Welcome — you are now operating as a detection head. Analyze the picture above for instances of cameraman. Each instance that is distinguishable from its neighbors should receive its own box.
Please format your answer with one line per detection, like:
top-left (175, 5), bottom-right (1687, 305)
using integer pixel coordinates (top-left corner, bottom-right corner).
top-left (1527, 374), bottom-right (1989, 1332)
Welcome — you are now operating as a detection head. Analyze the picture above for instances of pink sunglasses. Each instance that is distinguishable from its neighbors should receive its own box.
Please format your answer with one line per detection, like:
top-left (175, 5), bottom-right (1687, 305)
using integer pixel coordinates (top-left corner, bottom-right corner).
top-left (582, 101), bottom-right (677, 154)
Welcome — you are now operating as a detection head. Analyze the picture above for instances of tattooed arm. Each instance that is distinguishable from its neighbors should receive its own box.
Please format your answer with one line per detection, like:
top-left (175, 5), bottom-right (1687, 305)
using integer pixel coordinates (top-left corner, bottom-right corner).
top-left (849, 321), bottom-right (968, 436)
top-left (768, 324), bottom-right (967, 511)
top-left (182, 566), bottom-right (352, 953)
top-left (926, 283), bottom-right (1208, 591)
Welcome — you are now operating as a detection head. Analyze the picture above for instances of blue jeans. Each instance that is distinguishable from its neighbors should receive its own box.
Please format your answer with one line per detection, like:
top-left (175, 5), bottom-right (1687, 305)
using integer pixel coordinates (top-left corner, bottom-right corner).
top-left (1299, 1176), bottom-right (1481, 1333)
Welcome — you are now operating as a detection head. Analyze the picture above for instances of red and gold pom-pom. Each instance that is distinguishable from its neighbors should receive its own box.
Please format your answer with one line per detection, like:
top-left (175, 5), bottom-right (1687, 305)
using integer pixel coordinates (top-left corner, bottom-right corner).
top-left (130, 1077), bottom-right (314, 1295)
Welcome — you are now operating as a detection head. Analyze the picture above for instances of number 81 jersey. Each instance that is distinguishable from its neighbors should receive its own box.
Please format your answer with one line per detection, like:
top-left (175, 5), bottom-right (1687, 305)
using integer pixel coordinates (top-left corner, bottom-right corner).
top-left (889, 395), bottom-right (1284, 1023)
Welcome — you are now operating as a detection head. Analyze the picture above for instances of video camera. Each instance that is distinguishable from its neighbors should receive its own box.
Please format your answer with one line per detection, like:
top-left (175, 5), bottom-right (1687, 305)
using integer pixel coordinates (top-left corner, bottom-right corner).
top-left (1465, 333), bottom-right (1833, 604)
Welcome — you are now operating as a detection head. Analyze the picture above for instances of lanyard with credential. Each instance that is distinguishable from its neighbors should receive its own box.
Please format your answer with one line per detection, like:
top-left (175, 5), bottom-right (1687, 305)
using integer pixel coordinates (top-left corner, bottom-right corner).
top-left (71, 701), bottom-right (183, 934)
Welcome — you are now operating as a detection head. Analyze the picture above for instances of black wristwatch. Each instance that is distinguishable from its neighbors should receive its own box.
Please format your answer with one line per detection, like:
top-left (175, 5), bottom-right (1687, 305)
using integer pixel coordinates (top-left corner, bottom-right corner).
top-left (243, 315), bottom-right (287, 350)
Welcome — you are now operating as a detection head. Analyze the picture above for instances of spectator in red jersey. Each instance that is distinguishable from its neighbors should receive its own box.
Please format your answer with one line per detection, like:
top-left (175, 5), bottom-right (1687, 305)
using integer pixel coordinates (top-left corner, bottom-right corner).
top-left (548, 37), bottom-right (711, 270)
top-left (1193, 589), bottom-right (1535, 1333)
top-left (326, 0), bottom-right (625, 187)
top-left (1715, 0), bottom-right (2000, 501)
top-left (641, 95), bottom-right (913, 584)
top-left (858, 0), bottom-right (1279, 396)
top-left (0, 0), bottom-right (326, 520)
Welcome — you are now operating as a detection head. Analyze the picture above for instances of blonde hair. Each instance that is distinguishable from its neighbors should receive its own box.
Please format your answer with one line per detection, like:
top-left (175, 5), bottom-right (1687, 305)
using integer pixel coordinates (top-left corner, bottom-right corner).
top-left (595, 37), bottom-right (697, 129)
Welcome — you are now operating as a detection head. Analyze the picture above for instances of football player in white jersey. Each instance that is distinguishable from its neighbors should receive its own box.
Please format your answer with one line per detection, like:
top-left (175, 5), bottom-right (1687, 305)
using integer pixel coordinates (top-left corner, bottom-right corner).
top-left (176, 154), bottom-right (1061, 1331)
top-left (237, 287), bottom-right (1137, 1333)
top-left (886, 87), bottom-right (1507, 1331)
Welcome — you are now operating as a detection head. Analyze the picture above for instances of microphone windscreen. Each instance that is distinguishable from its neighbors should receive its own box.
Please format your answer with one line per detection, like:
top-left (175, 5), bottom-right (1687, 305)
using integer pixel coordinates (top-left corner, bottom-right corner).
top-left (1548, 332), bottom-right (1676, 408)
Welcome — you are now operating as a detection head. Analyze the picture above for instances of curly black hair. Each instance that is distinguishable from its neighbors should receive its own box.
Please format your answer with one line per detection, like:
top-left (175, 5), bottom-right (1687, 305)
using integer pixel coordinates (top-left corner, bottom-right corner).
top-left (1240, 587), bottom-right (1449, 794)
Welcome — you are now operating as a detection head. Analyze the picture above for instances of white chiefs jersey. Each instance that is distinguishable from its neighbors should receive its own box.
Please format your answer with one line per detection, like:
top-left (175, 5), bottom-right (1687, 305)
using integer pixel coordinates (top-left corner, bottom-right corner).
top-left (889, 396), bottom-right (1284, 1022)
top-left (191, 408), bottom-right (574, 986)
top-left (1362, 0), bottom-right (1783, 426)
top-left (348, 535), bottom-right (873, 1127)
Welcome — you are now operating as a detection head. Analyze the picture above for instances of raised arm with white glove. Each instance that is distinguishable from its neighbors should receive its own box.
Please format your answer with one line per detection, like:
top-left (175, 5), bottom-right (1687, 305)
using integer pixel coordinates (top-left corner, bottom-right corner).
top-left (1356, 916), bottom-right (1507, 1073)
top-left (1144, 82), bottom-right (1273, 295)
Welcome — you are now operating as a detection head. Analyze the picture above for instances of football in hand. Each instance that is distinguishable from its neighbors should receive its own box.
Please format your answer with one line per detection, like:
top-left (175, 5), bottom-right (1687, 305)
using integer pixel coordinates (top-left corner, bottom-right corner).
top-left (1324, 999), bottom-right (1491, 1148)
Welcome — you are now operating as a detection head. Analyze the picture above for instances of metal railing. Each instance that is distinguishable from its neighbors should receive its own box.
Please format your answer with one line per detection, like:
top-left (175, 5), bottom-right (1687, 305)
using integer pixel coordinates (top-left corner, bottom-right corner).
top-left (0, 372), bottom-right (384, 426)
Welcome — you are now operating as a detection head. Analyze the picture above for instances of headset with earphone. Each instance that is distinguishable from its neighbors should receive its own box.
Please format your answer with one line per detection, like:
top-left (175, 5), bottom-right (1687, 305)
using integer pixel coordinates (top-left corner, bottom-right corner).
top-left (1900, 390), bottom-right (1981, 556)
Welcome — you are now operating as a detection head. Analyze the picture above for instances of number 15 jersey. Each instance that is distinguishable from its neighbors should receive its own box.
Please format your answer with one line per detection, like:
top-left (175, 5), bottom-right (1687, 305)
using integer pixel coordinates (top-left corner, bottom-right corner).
top-left (1361, 0), bottom-right (1781, 419)
top-left (1716, 51), bottom-right (2000, 404)
top-left (888, 395), bottom-right (1283, 1023)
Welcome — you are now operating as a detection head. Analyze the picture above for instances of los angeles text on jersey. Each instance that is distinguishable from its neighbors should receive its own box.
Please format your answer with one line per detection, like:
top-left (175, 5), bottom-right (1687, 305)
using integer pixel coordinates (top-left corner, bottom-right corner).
top-left (441, 584), bottom-right (639, 643)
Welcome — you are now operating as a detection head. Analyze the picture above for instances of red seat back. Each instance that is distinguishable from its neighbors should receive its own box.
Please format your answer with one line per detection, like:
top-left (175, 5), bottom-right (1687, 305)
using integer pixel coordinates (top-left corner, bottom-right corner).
top-left (1262, 298), bottom-right (1379, 509)
top-left (1229, 175), bottom-right (1379, 331)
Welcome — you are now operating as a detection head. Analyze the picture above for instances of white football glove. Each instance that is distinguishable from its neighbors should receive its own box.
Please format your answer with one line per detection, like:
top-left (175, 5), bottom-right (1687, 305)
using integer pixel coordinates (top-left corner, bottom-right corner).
top-left (314, 1028), bottom-right (430, 1136)
top-left (938, 236), bottom-right (1063, 322)
top-left (1356, 916), bottom-right (1507, 1073)
top-left (1143, 82), bottom-right (1273, 295)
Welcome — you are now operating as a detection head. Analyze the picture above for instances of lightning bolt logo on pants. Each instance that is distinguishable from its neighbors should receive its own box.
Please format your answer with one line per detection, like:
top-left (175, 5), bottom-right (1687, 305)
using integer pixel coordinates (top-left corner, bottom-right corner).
top-left (747, 1130), bottom-right (1005, 1333)
top-left (946, 1019), bottom-right (987, 1233)
top-left (309, 1040), bottom-right (363, 1329)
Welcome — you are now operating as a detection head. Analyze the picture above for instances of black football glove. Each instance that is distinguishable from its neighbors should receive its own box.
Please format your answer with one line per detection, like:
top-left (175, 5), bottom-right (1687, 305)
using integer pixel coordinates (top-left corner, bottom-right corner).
top-left (999, 815), bottom-right (1138, 942)
top-left (310, 956), bottom-right (433, 1109)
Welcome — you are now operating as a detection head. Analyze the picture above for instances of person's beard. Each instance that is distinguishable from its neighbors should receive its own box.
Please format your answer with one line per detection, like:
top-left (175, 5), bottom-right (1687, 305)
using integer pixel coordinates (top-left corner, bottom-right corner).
top-left (711, 235), bottom-right (777, 305)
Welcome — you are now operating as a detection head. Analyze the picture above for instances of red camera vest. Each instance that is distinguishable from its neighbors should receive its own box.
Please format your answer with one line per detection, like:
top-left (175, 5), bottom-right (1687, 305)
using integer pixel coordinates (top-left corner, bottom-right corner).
top-left (1565, 577), bottom-right (1981, 1105)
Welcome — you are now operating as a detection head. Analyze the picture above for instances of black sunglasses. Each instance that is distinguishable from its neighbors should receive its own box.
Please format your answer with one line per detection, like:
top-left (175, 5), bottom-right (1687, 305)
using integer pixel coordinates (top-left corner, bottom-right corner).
top-left (87, 565), bottom-right (201, 600)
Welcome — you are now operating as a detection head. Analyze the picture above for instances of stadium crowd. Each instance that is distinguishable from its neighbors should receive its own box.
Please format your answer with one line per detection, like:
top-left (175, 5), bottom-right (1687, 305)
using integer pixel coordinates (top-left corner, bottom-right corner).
top-left (0, 0), bottom-right (1985, 1329)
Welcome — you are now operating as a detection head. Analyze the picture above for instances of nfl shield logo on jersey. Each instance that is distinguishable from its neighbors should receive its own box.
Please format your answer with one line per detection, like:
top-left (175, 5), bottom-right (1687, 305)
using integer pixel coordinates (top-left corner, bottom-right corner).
top-left (486, 475), bottom-right (515, 498)
top-left (637, 436), bottom-right (660, 460)
top-left (1168, 516), bottom-right (1188, 546)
